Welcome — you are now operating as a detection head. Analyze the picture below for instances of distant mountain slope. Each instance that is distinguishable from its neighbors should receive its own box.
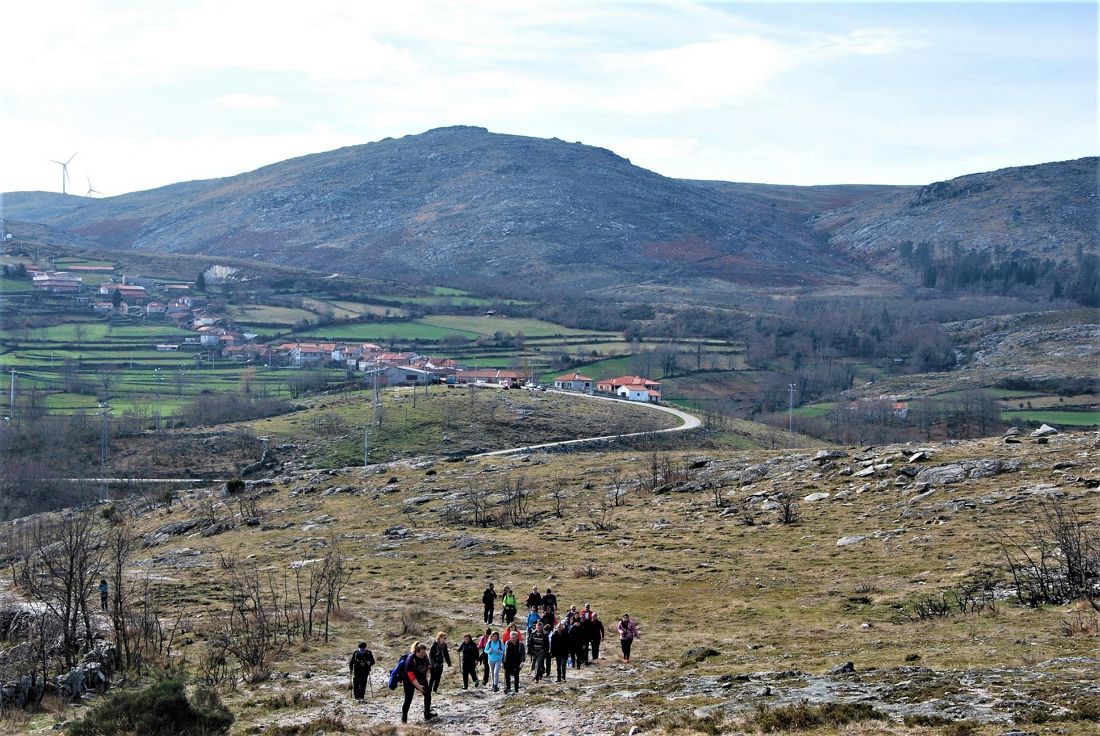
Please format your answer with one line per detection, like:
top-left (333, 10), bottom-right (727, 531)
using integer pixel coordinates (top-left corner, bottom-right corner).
top-left (3, 127), bottom-right (882, 290)
top-left (814, 157), bottom-right (1098, 277)
top-left (3, 130), bottom-right (1093, 296)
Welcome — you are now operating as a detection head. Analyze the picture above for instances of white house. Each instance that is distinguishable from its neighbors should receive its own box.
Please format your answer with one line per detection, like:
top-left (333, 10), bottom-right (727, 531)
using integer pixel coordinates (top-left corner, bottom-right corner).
top-left (384, 365), bottom-right (437, 386)
top-left (616, 383), bottom-right (661, 403)
top-left (553, 372), bottom-right (594, 393)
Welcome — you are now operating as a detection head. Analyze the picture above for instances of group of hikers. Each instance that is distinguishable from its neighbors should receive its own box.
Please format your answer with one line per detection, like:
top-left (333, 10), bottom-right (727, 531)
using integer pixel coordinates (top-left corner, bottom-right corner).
top-left (348, 584), bottom-right (641, 724)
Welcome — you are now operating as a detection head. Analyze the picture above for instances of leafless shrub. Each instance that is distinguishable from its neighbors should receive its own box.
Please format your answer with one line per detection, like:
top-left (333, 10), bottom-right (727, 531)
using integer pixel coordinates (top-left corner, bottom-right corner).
top-left (549, 479), bottom-right (567, 519)
top-left (573, 563), bottom-right (603, 579)
top-left (985, 498), bottom-right (1099, 609)
top-left (503, 476), bottom-right (532, 527)
top-left (588, 500), bottom-right (616, 531)
top-left (1060, 609), bottom-right (1099, 637)
top-left (775, 493), bottom-right (800, 525)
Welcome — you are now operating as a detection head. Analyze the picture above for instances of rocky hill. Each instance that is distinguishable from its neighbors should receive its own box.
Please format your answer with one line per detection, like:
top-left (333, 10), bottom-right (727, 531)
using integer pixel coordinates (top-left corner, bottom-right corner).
top-left (1, 428), bottom-right (1097, 735)
top-left (815, 157), bottom-right (1098, 278)
top-left (0, 128), bottom-right (896, 292)
top-left (3, 130), bottom-right (1094, 297)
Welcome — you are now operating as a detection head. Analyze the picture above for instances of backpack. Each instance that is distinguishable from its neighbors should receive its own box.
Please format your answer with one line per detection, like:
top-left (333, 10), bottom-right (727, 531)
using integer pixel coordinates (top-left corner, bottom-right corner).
top-left (387, 654), bottom-right (410, 690)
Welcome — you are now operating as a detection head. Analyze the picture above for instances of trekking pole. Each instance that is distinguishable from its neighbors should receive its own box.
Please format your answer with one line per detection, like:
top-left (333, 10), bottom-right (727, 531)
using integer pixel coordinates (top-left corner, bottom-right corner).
top-left (368, 672), bottom-right (374, 700)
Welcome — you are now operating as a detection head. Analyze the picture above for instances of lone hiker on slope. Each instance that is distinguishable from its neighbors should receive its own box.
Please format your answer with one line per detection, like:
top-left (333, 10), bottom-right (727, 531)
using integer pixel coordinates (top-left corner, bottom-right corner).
top-left (349, 642), bottom-right (375, 700)
top-left (482, 583), bottom-right (497, 624)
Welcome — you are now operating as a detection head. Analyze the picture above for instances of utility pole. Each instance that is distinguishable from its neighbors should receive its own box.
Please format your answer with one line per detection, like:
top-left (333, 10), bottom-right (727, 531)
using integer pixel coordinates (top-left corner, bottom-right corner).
top-left (99, 408), bottom-right (111, 500)
top-left (8, 369), bottom-right (15, 420)
top-left (788, 383), bottom-right (798, 434)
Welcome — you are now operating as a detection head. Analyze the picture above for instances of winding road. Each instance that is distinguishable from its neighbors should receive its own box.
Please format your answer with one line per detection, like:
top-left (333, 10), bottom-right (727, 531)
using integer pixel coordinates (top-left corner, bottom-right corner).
top-left (469, 389), bottom-right (702, 458)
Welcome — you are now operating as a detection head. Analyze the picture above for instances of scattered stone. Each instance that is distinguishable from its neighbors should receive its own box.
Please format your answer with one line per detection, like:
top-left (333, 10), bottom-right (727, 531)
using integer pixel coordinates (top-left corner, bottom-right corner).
top-left (908, 451), bottom-right (928, 463)
top-left (853, 466), bottom-right (876, 478)
top-left (803, 492), bottom-right (830, 502)
top-left (836, 535), bottom-right (866, 547)
top-left (1031, 424), bottom-right (1059, 438)
top-left (813, 450), bottom-right (849, 464)
top-left (1003, 426), bottom-right (1020, 437)
top-left (683, 647), bottom-right (720, 664)
top-left (828, 661), bottom-right (856, 675)
top-left (740, 464), bottom-right (769, 485)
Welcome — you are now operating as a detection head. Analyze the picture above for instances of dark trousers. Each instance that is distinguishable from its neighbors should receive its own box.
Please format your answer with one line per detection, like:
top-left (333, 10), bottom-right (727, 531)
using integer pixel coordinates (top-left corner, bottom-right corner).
top-left (503, 606), bottom-right (516, 624)
top-left (484, 605), bottom-right (494, 624)
top-left (462, 662), bottom-right (478, 688)
top-left (402, 683), bottom-right (431, 721)
top-left (531, 652), bottom-right (546, 680)
top-left (100, 594), bottom-right (108, 611)
top-left (428, 665), bottom-right (443, 693)
top-left (480, 653), bottom-right (489, 684)
top-left (591, 639), bottom-right (601, 660)
top-left (352, 671), bottom-right (370, 699)
top-left (504, 666), bottom-right (520, 692)
top-left (621, 638), bottom-right (633, 660)
top-left (555, 654), bottom-right (568, 680)
top-left (572, 645), bottom-right (585, 668)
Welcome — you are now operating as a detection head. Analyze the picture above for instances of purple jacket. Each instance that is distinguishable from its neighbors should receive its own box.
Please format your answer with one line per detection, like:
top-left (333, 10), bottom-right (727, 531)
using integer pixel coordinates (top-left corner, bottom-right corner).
top-left (617, 619), bottom-right (639, 640)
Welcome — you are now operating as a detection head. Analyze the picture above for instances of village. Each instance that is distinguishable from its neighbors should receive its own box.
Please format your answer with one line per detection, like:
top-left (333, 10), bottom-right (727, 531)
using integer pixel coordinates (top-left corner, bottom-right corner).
top-left (13, 262), bottom-right (666, 401)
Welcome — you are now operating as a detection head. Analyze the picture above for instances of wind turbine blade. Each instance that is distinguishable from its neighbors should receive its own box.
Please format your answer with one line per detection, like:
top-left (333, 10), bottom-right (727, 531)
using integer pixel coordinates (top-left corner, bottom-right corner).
top-left (65, 152), bottom-right (78, 165)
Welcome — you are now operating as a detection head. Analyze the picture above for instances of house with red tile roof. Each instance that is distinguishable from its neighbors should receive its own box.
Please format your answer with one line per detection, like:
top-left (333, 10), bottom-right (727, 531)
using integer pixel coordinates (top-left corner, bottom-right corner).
top-left (554, 372), bottom-right (594, 394)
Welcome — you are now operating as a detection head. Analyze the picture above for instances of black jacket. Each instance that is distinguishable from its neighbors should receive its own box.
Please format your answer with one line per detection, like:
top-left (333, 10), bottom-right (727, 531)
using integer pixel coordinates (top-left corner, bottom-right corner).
top-left (406, 654), bottom-right (430, 688)
top-left (457, 640), bottom-right (479, 666)
top-left (549, 631), bottom-right (569, 657)
top-left (503, 640), bottom-right (526, 669)
top-left (482, 588), bottom-right (497, 606)
top-left (349, 648), bottom-right (374, 675)
top-left (525, 592), bottom-right (542, 609)
top-left (429, 641), bottom-right (451, 669)
top-left (542, 592), bottom-right (557, 610)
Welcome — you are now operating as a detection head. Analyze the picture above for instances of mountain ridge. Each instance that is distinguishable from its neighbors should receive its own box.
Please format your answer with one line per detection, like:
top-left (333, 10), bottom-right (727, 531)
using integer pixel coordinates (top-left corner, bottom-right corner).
top-left (3, 127), bottom-right (1094, 294)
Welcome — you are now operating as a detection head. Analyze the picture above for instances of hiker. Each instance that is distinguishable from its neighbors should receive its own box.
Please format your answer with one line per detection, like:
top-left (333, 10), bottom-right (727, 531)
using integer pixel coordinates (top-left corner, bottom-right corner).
top-left (543, 587), bottom-right (557, 612)
top-left (570, 615), bottom-right (589, 667)
top-left (503, 630), bottom-right (525, 693)
top-left (401, 642), bottom-right (435, 724)
top-left (98, 579), bottom-right (108, 611)
top-left (349, 641), bottom-right (375, 700)
top-left (540, 605), bottom-right (556, 632)
top-left (482, 583), bottom-right (497, 624)
top-left (525, 606), bottom-right (541, 639)
top-left (528, 622), bottom-right (548, 681)
top-left (457, 634), bottom-right (480, 689)
top-left (582, 602), bottom-right (594, 621)
top-left (590, 612), bottom-right (605, 660)
top-left (484, 631), bottom-right (504, 692)
top-left (525, 587), bottom-right (542, 611)
top-left (504, 622), bottom-right (524, 643)
top-left (564, 604), bottom-right (578, 625)
top-left (549, 623), bottom-right (570, 681)
top-left (477, 627), bottom-right (492, 685)
top-left (617, 614), bottom-right (640, 662)
top-left (428, 632), bottom-right (451, 694)
top-left (501, 586), bottom-right (518, 624)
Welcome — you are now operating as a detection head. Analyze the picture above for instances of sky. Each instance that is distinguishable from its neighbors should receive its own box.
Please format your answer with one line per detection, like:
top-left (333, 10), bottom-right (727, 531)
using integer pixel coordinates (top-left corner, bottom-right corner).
top-left (1, 1), bottom-right (1095, 196)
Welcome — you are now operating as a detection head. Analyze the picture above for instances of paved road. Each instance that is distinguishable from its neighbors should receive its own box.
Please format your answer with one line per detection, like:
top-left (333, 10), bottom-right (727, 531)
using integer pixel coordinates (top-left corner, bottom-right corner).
top-left (469, 390), bottom-right (702, 458)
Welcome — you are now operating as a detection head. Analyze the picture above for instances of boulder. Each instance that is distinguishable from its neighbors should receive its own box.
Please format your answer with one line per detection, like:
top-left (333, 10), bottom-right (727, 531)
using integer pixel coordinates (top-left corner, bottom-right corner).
top-left (1031, 424), bottom-right (1059, 438)
top-left (739, 464), bottom-right (769, 485)
top-left (142, 519), bottom-right (203, 547)
top-left (803, 492), bottom-right (830, 503)
top-left (1003, 426), bottom-right (1021, 437)
top-left (828, 661), bottom-right (856, 675)
top-left (813, 450), bottom-right (849, 464)
top-left (914, 464), bottom-right (967, 486)
top-left (836, 535), bottom-right (866, 547)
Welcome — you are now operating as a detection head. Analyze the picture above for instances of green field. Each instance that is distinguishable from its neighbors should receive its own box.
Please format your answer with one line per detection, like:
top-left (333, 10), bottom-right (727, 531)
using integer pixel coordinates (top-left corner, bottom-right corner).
top-left (792, 402), bottom-right (838, 417)
top-left (294, 321), bottom-right (479, 341)
top-left (1000, 410), bottom-right (1100, 426)
top-left (416, 315), bottom-right (614, 337)
top-left (0, 276), bottom-right (34, 293)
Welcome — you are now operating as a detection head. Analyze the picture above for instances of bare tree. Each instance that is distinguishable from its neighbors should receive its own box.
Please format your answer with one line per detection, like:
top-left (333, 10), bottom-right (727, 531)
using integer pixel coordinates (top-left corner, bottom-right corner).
top-left (16, 513), bottom-right (105, 668)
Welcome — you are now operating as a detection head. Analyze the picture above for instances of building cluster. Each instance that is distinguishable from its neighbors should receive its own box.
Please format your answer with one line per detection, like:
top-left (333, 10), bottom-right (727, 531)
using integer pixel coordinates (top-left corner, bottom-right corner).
top-left (14, 263), bottom-right (664, 402)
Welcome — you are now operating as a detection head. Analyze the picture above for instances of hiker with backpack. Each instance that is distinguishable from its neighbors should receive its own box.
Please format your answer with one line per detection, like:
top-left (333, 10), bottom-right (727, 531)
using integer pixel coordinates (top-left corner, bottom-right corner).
top-left (428, 632), bottom-right (451, 693)
top-left (457, 634), bottom-right (480, 689)
top-left (525, 587), bottom-right (542, 611)
top-left (348, 642), bottom-right (375, 700)
top-left (484, 631), bottom-right (505, 692)
top-left (570, 615), bottom-right (589, 668)
top-left (501, 586), bottom-right (518, 624)
top-left (549, 623), bottom-right (570, 682)
top-left (502, 630), bottom-right (526, 693)
top-left (542, 587), bottom-right (557, 612)
top-left (617, 614), bottom-right (640, 662)
top-left (482, 583), bottom-right (497, 624)
top-left (477, 627), bottom-right (492, 685)
top-left (395, 642), bottom-right (436, 724)
top-left (589, 612), bottom-right (605, 661)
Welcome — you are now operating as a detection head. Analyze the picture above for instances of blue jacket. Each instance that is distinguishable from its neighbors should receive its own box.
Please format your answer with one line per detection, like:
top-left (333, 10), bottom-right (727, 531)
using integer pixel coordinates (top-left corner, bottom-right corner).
top-left (526, 611), bottom-right (540, 630)
top-left (484, 639), bottom-right (505, 664)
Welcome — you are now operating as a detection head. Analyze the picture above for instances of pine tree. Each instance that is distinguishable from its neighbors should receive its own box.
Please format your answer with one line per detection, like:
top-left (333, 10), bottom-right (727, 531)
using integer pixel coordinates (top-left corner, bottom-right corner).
top-left (111, 288), bottom-right (122, 308)
top-left (196, 270), bottom-right (207, 292)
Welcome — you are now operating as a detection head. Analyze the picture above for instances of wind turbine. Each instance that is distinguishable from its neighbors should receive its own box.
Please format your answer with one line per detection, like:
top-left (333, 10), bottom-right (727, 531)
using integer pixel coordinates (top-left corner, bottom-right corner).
top-left (49, 153), bottom-right (77, 194)
top-left (85, 176), bottom-right (103, 197)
